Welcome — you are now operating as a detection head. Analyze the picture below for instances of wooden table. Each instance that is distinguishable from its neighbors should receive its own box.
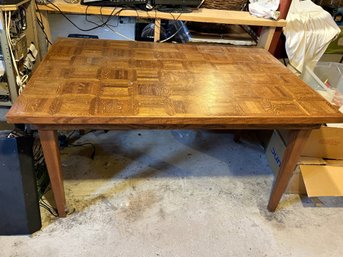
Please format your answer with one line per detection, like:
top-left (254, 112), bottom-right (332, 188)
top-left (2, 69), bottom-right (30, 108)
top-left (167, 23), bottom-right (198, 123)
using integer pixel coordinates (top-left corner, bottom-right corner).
top-left (37, 1), bottom-right (286, 47)
top-left (7, 38), bottom-right (343, 217)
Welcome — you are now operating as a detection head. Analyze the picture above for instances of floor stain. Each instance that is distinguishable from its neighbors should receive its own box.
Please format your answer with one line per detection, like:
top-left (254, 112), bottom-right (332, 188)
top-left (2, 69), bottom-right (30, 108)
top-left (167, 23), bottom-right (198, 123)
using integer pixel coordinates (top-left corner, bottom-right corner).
top-left (120, 190), bottom-right (161, 222)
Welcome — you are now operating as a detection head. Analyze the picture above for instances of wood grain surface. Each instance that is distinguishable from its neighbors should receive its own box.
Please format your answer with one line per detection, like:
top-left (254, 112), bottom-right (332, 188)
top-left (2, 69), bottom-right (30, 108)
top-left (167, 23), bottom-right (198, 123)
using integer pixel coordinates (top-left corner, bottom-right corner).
top-left (7, 38), bottom-right (343, 127)
top-left (39, 130), bottom-right (66, 217)
top-left (0, 0), bottom-right (30, 11)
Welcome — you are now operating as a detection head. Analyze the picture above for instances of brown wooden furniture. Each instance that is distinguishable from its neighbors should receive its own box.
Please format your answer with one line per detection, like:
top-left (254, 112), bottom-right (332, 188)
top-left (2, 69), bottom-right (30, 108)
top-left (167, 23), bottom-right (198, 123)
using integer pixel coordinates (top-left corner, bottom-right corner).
top-left (37, 0), bottom-right (286, 48)
top-left (0, 0), bottom-right (30, 11)
top-left (7, 38), bottom-right (343, 217)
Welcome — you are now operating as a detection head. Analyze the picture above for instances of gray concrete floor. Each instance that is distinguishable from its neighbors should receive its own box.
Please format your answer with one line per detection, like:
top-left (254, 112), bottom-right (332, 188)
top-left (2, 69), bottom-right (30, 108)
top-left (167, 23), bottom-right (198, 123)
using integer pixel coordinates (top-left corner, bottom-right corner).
top-left (1, 129), bottom-right (343, 257)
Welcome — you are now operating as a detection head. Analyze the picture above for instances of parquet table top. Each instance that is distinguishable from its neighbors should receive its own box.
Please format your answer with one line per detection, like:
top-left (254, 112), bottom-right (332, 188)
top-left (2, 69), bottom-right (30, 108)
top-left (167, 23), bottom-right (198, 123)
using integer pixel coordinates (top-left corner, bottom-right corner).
top-left (6, 38), bottom-right (343, 127)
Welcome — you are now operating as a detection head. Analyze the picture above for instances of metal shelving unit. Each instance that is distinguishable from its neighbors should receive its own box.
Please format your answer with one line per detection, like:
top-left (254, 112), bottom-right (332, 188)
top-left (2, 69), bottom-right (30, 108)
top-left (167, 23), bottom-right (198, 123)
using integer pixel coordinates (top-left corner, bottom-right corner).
top-left (0, 26), bottom-right (18, 106)
top-left (0, 0), bottom-right (40, 107)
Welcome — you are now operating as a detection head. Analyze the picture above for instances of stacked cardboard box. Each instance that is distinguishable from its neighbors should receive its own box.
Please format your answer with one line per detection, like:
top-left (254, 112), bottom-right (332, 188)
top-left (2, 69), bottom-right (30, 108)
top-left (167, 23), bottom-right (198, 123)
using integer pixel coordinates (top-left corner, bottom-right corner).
top-left (266, 127), bottom-right (343, 195)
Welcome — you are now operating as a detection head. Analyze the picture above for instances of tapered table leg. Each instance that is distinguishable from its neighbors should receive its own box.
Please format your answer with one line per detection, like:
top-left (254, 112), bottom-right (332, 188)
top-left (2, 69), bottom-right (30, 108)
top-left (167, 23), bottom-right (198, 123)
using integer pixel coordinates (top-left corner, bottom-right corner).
top-left (39, 130), bottom-right (67, 217)
top-left (267, 129), bottom-right (311, 212)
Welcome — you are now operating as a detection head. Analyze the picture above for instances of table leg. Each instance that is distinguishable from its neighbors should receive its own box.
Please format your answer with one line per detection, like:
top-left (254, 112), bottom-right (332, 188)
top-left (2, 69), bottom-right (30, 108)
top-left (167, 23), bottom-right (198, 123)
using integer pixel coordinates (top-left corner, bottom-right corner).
top-left (39, 130), bottom-right (67, 217)
top-left (267, 129), bottom-right (311, 212)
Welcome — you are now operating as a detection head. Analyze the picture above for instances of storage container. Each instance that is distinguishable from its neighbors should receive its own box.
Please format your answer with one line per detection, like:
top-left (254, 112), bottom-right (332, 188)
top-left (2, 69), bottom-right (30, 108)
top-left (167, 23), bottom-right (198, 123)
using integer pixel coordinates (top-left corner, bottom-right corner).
top-left (301, 62), bottom-right (343, 106)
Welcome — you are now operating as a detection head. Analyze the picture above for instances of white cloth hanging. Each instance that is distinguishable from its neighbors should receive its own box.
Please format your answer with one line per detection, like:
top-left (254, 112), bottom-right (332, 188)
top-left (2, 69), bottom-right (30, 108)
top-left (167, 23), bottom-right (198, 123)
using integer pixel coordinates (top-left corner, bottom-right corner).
top-left (284, 0), bottom-right (341, 73)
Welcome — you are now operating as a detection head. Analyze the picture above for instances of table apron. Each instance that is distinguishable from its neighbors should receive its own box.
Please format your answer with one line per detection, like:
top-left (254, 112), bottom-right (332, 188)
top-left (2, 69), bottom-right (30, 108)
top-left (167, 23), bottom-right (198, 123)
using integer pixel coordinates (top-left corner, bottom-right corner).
top-left (34, 124), bottom-right (322, 131)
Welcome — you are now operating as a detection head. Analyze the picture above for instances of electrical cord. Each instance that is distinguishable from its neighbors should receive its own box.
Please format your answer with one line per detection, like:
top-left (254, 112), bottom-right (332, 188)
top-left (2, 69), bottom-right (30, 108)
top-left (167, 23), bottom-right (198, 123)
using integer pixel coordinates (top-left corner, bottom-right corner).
top-left (129, 5), bottom-right (162, 38)
top-left (40, 198), bottom-right (58, 217)
top-left (169, 11), bottom-right (182, 22)
top-left (131, 5), bottom-right (179, 35)
top-left (99, 6), bottom-right (119, 28)
top-left (85, 5), bottom-right (104, 27)
top-left (40, 1), bottom-right (185, 42)
top-left (4, 11), bottom-right (28, 94)
top-left (158, 11), bottom-right (183, 43)
top-left (159, 22), bottom-right (185, 43)
top-left (40, 187), bottom-right (76, 217)
top-left (132, 6), bottom-right (185, 43)
top-left (44, 0), bottom-right (122, 32)
top-left (136, 6), bottom-right (184, 42)
top-left (4, 12), bottom-right (18, 76)
top-left (84, 5), bottom-right (133, 40)
top-left (104, 22), bottom-right (135, 40)
top-left (35, 1), bottom-right (53, 45)
top-left (105, 7), bottom-right (136, 40)
top-left (197, 0), bottom-right (205, 9)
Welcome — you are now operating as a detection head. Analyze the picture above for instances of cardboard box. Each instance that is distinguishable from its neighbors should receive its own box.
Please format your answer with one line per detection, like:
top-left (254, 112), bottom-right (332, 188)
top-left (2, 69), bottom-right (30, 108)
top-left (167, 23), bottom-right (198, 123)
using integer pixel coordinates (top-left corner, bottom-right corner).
top-left (301, 165), bottom-right (343, 197)
top-left (266, 130), bottom-right (343, 195)
top-left (266, 131), bottom-right (315, 194)
top-left (279, 126), bottom-right (343, 160)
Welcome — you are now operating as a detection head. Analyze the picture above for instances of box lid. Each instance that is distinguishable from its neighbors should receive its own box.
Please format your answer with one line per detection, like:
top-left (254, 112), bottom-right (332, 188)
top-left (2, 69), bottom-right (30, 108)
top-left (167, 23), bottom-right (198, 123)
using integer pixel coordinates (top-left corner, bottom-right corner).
top-left (300, 165), bottom-right (343, 197)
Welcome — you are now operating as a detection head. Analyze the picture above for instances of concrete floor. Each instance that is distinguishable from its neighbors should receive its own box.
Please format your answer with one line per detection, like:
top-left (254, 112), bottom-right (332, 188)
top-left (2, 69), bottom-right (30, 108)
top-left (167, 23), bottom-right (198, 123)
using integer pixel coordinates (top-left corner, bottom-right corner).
top-left (1, 129), bottom-right (343, 257)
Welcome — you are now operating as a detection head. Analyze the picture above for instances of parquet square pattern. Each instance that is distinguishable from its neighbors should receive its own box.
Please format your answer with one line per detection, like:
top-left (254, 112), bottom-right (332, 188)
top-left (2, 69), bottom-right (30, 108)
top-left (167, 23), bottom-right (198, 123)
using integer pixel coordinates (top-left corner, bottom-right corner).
top-left (7, 38), bottom-right (343, 126)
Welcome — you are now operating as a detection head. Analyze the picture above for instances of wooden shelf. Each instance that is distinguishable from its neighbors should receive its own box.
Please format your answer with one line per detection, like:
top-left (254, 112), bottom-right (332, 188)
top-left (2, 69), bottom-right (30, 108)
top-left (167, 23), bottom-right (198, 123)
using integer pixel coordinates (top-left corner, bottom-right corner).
top-left (37, 1), bottom-right (286, 27)
top-left (36, 1), bottom-right (286, 50)
top-left (0, 0), bottom-right (30, 11)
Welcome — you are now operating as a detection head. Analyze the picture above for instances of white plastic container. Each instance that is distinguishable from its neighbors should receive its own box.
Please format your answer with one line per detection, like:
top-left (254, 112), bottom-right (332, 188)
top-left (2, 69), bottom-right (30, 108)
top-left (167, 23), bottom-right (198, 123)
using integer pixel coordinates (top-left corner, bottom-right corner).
top-left (301, 62), bottom-right (343, 106)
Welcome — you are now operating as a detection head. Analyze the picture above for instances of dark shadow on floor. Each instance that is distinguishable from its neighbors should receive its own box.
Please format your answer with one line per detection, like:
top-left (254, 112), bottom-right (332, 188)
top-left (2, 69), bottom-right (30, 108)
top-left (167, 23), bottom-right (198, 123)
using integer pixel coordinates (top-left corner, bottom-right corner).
top-left (61, 130), bottom-right (272, 182)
